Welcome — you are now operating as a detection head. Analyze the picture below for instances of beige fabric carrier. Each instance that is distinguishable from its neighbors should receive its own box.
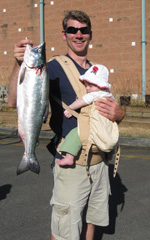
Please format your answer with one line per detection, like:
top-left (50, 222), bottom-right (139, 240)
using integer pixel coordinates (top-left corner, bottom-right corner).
top-left (89, 102), bottom-right (119, 152)
top-left (49, 56), bottom-right (120, 177)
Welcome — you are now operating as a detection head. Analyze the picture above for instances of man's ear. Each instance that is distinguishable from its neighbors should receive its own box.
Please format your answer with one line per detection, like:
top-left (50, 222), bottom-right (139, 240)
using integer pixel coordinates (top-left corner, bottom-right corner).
top-left (62, 30), bottom-right (67, 41)
top-left (90, 31), bottom-right (92, 41)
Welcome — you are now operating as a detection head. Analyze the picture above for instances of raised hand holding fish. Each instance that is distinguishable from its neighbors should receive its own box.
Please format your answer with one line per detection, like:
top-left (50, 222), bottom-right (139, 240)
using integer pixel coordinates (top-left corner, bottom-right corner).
top-left (14, 39), bottom-right (33, 64)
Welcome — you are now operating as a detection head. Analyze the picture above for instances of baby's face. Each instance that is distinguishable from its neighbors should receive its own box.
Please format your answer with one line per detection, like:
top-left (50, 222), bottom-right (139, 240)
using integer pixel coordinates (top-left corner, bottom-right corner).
top-left (84, 81), bottom-right (100, 93)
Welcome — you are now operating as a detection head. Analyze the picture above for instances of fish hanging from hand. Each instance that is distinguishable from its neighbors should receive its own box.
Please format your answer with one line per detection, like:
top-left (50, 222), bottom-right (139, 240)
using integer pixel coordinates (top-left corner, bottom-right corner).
top-left (17, 42), bottom-right (49, 175)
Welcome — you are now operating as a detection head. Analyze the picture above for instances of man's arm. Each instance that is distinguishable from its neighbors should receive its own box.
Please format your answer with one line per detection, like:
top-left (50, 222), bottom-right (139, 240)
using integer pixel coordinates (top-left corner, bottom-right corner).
top-left (95, 97), bottom-right (125, 123)
top-left (8, 39), bottom-right (33, 108)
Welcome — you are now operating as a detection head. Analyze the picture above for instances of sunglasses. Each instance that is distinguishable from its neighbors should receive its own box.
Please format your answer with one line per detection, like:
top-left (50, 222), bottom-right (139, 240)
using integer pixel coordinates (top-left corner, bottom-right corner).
top-left (65, 26), bottom-right (91, 35)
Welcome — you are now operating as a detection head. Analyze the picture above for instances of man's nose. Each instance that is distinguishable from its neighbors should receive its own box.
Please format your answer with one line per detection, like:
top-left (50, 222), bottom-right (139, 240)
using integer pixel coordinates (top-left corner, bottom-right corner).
top-left (75, 29), bottom-right (83, 37)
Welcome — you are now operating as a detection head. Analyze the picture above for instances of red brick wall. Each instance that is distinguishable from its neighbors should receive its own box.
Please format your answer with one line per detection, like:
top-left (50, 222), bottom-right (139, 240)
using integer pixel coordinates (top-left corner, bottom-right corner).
top-left (0, 0), bottom-right (150, 99)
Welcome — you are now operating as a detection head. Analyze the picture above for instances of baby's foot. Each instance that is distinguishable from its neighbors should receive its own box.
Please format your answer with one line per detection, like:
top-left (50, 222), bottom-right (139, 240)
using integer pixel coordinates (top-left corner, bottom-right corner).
top-left (57, 155), bottom-right (74, 166)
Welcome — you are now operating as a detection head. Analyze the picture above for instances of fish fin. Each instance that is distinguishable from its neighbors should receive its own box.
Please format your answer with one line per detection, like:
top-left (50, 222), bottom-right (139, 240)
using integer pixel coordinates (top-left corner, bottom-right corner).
top-left (29, 157), bottom-right (40, 174)
top-left (19, 66), bottom-right (26, 84)
top-left (43, 104), bottom-right (49, 123)
top-left (17, 154), bottom-right (30, 175)
top-left (18, 130), bottom-right (24, 143)
top-left (17, 154), bottom-right (40, 175)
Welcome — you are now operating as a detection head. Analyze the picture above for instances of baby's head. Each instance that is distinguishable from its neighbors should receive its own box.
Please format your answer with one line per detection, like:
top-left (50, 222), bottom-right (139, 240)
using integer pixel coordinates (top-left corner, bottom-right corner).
top-left (79, 64), bottom-right (111, 92)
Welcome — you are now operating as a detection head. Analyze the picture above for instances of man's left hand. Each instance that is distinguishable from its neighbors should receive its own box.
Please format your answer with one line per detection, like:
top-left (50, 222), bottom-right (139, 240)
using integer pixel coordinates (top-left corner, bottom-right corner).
top-left (95, 97), bottom-right (125, 123)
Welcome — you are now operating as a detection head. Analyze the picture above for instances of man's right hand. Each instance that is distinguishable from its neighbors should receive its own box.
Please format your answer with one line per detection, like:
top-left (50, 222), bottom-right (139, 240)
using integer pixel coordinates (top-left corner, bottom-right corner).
top-left (14, 39), bottom-right (33, 65)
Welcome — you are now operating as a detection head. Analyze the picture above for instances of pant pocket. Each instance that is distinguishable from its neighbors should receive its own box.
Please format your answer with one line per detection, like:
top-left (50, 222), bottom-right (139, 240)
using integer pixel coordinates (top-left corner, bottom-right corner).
top-left (51, 204), bottom-right (70, 240)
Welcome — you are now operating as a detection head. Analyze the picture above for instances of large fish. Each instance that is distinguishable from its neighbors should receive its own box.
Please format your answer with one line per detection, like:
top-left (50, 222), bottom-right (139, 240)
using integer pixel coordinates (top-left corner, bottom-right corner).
top-left (17, 42), bottom-right (49, 175)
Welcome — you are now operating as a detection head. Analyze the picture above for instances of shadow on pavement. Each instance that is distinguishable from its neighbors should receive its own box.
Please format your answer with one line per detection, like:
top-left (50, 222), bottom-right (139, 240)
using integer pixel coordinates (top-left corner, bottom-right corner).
top-left (94, 164), bottom-right (128, 240)
top-left (0, 184), bottom-right (12, 201)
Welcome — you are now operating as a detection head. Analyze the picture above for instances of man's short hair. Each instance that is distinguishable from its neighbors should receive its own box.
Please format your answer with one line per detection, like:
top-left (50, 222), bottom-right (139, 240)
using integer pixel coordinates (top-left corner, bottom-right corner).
top-left (62, 10), bottom-right (91, 31)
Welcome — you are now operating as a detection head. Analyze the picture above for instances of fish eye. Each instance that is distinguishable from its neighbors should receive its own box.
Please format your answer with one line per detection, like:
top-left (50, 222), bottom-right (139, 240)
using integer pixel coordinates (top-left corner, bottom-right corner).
top-left (38, 48), bottom-right (42, 53)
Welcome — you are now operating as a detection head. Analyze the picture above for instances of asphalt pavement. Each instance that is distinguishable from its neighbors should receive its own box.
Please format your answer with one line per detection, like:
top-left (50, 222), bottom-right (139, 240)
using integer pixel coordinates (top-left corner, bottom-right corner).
top-left (0, 133), bottom-right (150, 240)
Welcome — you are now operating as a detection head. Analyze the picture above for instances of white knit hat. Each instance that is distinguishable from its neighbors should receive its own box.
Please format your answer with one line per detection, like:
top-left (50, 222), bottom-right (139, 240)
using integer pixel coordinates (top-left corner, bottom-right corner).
top-left (79, 64), bottom-right (111, 89)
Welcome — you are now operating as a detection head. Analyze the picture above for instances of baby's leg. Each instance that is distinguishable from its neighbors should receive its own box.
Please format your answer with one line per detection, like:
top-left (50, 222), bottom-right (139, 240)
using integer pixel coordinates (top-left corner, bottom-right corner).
top-left (57, 153), bottom-right (74, 166)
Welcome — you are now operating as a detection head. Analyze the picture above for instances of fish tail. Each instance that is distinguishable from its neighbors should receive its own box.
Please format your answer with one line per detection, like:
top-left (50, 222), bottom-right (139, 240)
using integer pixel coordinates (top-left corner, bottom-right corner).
top-left (17, 154), bottom-right (40, 175)
top-left (17, 154), bottom-right (30, 175)
top-left (29, 156), bottom-right (40, 174)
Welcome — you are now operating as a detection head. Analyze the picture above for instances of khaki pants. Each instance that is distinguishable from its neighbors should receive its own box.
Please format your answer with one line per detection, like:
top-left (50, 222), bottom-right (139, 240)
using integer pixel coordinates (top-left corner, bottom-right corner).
top-left (50, 160), bottom-right (110, 240)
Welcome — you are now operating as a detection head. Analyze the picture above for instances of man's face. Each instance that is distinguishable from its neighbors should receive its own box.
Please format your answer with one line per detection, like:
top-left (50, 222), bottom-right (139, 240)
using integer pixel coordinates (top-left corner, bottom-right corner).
top-left (62, 19), bottom-right (92, 57)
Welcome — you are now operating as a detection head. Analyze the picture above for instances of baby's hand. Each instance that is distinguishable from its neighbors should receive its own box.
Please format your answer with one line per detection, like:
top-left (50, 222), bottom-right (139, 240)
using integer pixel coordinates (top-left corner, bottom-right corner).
top-left (64, 110), bottom-right (72, 118)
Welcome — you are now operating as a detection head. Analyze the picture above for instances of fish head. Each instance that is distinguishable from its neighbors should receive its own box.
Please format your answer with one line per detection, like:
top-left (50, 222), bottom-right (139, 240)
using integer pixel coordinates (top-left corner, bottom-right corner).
top-left (24, 42), bottom-right (46, 68)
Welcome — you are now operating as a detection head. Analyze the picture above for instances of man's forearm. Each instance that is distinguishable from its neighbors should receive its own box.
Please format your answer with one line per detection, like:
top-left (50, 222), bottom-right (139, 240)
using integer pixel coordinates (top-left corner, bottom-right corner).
top-left (8, 61), bottom-right (20, 108)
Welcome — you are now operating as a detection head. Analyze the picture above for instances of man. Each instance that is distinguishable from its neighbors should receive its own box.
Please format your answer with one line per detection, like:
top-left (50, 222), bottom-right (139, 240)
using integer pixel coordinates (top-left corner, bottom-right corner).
top-left (8, 10), bottom-right (125, 240)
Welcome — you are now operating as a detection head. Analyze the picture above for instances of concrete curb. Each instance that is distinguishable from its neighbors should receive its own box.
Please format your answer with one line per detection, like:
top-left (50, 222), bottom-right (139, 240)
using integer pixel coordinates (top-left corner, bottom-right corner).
top-left (0, 128), bottom-right (55, 140)
top-left (0, 128), bottom-right (150, 148)
top-left (119, 136), bottom-right (150, 148)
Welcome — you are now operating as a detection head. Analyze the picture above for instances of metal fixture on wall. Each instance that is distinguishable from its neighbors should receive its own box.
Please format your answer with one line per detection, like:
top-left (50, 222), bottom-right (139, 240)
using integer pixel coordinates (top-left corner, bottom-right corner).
top-left (141, 0), bottom-right (147, 100)
top-left (40, 0), bottom-right (45, 43)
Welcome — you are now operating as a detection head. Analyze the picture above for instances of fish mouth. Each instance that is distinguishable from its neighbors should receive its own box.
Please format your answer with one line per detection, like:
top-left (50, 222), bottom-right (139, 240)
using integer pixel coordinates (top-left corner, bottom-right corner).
top-left (26, 42), bottom-right (46, 54)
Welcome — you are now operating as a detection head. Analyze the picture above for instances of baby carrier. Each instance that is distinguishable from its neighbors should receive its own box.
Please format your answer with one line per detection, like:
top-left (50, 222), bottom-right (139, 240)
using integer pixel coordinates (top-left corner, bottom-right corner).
top-left (49, 56), bottom-right (120, 177)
